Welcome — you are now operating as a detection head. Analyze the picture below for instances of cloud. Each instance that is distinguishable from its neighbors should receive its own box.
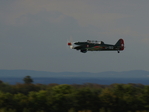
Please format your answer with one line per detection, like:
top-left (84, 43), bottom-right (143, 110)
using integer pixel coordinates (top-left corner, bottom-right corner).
top-left (1, 0), bottom-right (149, 42)
top-left (0, 0), bottom-right (129, 27)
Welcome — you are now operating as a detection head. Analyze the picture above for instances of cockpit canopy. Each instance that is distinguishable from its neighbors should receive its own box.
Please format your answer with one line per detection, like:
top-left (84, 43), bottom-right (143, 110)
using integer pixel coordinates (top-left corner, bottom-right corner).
top-left (87, 40), bottom-right (104, 44)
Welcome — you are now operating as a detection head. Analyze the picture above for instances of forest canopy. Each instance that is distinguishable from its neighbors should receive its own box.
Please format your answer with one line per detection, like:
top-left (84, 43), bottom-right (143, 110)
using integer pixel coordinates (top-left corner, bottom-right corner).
top-left (0, 76), bottom-right (148, 112)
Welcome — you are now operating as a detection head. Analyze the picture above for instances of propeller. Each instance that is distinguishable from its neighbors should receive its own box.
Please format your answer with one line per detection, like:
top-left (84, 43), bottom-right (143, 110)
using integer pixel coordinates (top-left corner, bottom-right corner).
top-left (67, 37), bottom-right (74, 49)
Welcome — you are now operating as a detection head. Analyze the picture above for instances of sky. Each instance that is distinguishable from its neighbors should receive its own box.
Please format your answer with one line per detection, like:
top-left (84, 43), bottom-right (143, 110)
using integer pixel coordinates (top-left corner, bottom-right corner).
top-left (0, 0), bottom-right (149, 73)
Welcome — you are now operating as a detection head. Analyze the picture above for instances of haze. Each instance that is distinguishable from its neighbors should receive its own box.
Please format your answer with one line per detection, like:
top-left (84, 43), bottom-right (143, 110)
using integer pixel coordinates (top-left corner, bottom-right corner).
top-left (0, 0), bottom-right (149, 73)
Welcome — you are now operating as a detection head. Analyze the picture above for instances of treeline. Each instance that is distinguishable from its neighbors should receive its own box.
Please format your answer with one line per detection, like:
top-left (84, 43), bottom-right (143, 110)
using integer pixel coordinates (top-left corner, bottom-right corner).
top-left (0, 77), bottom-right (149, 112)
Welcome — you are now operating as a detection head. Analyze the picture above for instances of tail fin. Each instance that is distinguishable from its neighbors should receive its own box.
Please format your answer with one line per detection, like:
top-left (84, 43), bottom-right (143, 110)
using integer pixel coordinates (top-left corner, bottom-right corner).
top-left (115, 39), bottom-right (124, 50)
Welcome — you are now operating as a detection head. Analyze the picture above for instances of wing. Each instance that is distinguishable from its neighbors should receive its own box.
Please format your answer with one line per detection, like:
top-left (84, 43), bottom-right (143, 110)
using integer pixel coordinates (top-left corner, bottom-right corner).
top-left (73, 44), bottom-right (88, 53)
top-left (73, 45), bottom-right (85, 50)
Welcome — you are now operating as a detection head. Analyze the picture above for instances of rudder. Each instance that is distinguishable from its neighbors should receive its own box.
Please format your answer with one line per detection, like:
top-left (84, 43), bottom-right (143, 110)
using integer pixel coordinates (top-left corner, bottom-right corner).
top-left (115, 39), bottom-right (124, 50)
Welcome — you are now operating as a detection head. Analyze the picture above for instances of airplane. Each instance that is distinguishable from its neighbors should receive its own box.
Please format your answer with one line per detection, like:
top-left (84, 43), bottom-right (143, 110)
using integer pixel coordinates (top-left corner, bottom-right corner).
top-left (67, 39), bottom-right (124, 53)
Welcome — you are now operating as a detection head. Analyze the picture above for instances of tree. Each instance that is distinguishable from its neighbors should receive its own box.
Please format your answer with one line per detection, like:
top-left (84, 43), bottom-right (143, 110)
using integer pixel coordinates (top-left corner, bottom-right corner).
top-left (13, 93), bottom-right (28, 112)
top-left (0, 92), bottom-right (14, 110)
top-left (0, 80), bottom-right (3, 84)
top-left (23, 76), bottom-right (33, 84)
top-left (99, 88), bottom-right (116, 112)
top-left (73, 88), bottom-right (100, 112)
top-left (47, 84), bottom-right (74, 112)
top-left (27, 90), bottom-right (48, 112)
top-left (140, 85), bottom-right (149, 111)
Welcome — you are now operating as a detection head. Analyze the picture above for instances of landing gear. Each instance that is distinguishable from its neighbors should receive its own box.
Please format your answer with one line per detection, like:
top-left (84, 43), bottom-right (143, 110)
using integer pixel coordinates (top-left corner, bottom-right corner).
top-left (80, 49), bottom-right (87, 53)
top-left (117, 50), bottom-right (120, 53)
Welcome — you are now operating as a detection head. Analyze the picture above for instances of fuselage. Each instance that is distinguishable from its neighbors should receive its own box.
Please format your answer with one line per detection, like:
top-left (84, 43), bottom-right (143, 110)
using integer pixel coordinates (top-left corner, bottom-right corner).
top-left (68, 39), bottom-right (124, 53)
top-left (74, 42), bottom-right (120, 51)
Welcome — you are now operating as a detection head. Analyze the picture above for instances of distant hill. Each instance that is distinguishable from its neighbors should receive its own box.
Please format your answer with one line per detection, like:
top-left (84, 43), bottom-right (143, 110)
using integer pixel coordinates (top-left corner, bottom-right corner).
top-left (0, 70), bottom-right (149, 85)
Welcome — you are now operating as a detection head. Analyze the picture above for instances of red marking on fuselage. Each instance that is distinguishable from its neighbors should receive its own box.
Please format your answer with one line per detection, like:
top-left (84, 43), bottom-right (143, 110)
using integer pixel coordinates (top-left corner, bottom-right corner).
top-left (94, 46), bottom-right (100, 48)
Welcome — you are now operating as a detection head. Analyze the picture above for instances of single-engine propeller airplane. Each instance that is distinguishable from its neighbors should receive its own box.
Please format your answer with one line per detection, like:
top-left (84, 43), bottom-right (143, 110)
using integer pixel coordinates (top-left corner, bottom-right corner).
top-left (67, 39), bottom-right (124, 53)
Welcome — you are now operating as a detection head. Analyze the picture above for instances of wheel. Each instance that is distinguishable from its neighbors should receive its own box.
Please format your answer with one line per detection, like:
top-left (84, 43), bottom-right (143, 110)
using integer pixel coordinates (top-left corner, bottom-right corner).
top-left (80, 49), bottom-right (87, 53)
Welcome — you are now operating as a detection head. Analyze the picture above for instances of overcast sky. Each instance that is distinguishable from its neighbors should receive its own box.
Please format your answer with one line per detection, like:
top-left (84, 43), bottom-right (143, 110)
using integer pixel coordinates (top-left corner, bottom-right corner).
top-left (0, 0), bottom-right (149, 73)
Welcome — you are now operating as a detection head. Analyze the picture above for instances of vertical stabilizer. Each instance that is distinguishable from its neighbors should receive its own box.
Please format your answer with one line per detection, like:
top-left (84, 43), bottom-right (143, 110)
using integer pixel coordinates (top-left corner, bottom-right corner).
top-left (115, 39), bottom-right (124, 50)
